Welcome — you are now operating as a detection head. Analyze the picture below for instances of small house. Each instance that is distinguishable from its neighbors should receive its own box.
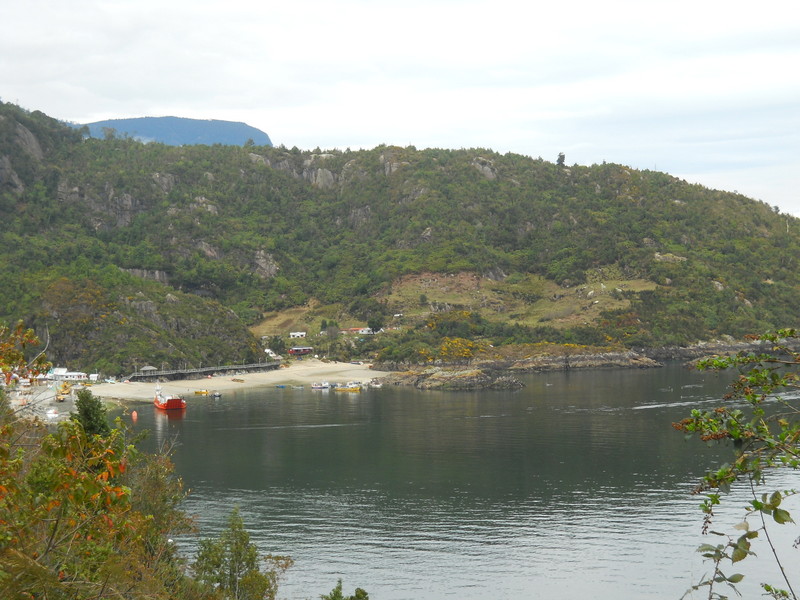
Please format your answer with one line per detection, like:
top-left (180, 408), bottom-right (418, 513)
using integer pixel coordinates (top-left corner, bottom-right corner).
top-left (288, 346), bottom-right (313, 356)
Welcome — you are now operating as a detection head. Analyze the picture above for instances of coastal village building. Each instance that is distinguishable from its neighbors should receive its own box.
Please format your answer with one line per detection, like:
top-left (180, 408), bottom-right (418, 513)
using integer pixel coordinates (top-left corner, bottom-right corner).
top-left (49, 367), bottom-right (92, 382)
top-left (287, 346), bottom-right (313, 356)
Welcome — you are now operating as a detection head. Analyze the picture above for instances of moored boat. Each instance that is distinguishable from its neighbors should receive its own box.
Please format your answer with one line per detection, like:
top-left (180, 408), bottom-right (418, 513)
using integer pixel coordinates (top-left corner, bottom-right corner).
top-left (334, 381), bottom-right (362, 392)
top-left (311, 381), bottom-right (330, 390)
top-left (195, 389), bottom-right (210, 395)
top-left (154, 385), bottom-right (187, 410)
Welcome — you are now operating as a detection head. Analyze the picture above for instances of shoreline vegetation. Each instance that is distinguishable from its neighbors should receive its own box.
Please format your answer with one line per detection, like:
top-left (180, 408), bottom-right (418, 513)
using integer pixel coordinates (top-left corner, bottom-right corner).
top-left (10, 339), bottom-right (768, 421)
top-left (374, 337), bottom-right (767, 391)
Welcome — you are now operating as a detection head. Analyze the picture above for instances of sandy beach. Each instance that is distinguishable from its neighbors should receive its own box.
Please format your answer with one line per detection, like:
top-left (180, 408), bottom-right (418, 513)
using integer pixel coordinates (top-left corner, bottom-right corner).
top-left (8, 359), bottom-right (389, 421)
top-left (90, 358), bottom-right (386, 403)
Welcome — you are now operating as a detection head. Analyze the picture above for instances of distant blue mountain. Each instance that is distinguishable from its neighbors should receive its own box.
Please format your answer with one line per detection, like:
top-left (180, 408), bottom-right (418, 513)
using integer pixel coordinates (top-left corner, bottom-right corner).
top-left (80, 116), bottom-right (272, 146)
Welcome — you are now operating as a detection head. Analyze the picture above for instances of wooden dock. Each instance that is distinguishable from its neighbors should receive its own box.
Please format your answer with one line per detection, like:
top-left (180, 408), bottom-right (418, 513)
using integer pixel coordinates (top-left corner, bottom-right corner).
top-left (125, 360), bottom-right (281, 382)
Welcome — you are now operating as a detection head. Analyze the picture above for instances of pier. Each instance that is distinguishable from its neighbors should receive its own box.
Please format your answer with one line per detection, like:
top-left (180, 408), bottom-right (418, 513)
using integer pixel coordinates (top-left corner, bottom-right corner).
top-left (125, 360), bottom-right (281, 382)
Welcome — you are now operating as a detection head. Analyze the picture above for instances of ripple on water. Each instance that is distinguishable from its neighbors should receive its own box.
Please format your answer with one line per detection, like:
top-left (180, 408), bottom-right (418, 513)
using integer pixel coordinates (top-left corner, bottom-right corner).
top-left (160, 366), bottom-right (794, 599)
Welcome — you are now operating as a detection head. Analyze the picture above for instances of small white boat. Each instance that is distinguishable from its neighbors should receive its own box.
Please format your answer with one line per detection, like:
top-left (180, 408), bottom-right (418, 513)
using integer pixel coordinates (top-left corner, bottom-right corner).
top-left (311, 382), bottom-right (331, 390)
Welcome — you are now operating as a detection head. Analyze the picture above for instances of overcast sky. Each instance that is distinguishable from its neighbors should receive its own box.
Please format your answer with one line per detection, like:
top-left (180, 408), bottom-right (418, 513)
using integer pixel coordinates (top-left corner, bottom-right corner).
top-left (2, 1), bottom-right (799, 213)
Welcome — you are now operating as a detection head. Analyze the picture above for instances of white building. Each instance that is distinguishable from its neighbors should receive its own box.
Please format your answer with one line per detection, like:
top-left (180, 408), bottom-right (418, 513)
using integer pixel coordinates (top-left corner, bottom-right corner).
top-left (49, 368), bottom-right (88, 382)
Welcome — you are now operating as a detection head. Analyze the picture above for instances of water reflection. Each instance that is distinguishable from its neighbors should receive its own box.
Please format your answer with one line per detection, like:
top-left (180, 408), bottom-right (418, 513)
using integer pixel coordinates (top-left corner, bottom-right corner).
top-left (150, 406), bottom-right (186, 449)
top-left (132, 364), bottom-right (798, 599)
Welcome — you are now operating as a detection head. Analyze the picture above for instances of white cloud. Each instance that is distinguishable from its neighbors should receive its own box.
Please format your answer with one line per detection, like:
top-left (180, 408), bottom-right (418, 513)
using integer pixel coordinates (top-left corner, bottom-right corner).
top-left (2, 0), bottom-right (799, 212)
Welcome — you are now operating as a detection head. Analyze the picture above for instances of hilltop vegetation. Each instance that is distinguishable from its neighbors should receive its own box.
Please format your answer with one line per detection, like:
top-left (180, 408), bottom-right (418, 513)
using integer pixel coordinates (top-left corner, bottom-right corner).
top-left (1, 101), bottom-right (798, 374)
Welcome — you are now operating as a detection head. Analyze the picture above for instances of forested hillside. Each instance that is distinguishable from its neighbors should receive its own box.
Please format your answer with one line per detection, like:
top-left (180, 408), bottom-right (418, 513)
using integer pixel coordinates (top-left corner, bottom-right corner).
top-left (2, 101), bottom-right (798, 374)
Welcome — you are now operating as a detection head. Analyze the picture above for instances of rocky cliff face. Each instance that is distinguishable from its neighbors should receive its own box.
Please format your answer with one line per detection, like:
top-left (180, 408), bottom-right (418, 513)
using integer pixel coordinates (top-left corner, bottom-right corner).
top-left (0, 155), bottom-right (25, 193)
top-left (14, 122), bottom-right (44, 159)
top-left (0, 117), bottom-right (44, 194)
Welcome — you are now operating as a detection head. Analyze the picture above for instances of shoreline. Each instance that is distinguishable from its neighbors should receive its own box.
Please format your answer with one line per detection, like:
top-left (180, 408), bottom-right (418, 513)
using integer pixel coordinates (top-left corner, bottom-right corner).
top-left (89, 358), bottom-right (385, 403)
top-left (8, 359), bottom-right (387, 421)
top-left (8, 339), bottom-right (761, 420)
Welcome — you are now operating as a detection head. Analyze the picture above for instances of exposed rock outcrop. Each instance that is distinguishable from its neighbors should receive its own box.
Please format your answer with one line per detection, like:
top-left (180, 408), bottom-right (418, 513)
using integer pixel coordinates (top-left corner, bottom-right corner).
top-left (640, 339), bottom-right (771, 362)
top-left (374, 349), bottom-right (661, 390)
top-left (303, 154), bottom-right (337, 188)
top-left (123, 269), bottom-right (170, 284)
top-left (253, 250), bottom-right (279, 279)
top-left (472, 157), bottom-right (497, 180)
top-left (0, 155), bottom-right (24, 193)
top-left (378, 367), bottom-right (524, 391)
top-left (504, 351), bottom-right (660, 372)
top-left (305, 167), bottom-right (335, 188)
top-left (15, 123), bottom-right (44, 159)
top-left (380, 150), bottom-right (410, 176)
top-left (152, 172), bottom-right (176, 194)
top-left (190, 196), bottom-right (218, 214)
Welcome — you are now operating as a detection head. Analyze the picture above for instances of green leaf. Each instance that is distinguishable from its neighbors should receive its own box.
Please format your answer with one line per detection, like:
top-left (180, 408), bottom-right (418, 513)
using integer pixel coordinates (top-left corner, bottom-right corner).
top-left (727, 573), bottom-right (744, 583)
top-left (770, 490), bottom-right (782, 508)
top-left (773, 508), bottom-right (793, 524)
top-left (731, 547), bottom-right (749, 563)
top-left (735, 536), bottom-right (751, 551)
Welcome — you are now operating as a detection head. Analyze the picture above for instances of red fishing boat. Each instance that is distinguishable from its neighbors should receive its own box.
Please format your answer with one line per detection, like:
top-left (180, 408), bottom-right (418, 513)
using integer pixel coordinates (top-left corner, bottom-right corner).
top-left (153, 384), bottom-right (187, 410)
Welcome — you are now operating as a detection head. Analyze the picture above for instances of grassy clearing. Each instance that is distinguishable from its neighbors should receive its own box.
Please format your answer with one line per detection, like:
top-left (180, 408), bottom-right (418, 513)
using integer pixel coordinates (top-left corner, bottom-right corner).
top-left (251, 271), bottom-right (659, 336)
top-left (381, 272), bottom-right (657, 330)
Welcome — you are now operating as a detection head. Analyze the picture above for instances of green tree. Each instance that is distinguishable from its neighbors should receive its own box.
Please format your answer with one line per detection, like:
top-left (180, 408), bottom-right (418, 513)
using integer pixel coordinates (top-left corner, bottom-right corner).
top-left (71, 388), bottom-right (111, 437)
top-left (0, 320), bottom-right (205, 599)
top-left (320, 579), bottom-right (369, 600)
top-left (367, 314), bottom-right (385, 334)
top-left (193, 507), bottom-right (292, 600)
top-left (0, 418), bottom-right (198, 599)
top-left (675, 329), bottom-right (800, 599)
top-left (268, 335), bottom-right (286, 355)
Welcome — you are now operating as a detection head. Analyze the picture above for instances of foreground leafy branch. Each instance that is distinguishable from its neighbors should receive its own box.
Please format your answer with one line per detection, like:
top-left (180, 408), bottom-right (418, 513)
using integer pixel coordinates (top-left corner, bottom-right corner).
top-left (674, 329), bottom-right (800, 599)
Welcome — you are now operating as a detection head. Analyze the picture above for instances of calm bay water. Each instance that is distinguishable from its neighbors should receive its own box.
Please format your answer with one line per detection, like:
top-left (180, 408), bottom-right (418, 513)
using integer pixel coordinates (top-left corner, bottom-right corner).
top-left (134, 364), bottom-right (800, 599)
